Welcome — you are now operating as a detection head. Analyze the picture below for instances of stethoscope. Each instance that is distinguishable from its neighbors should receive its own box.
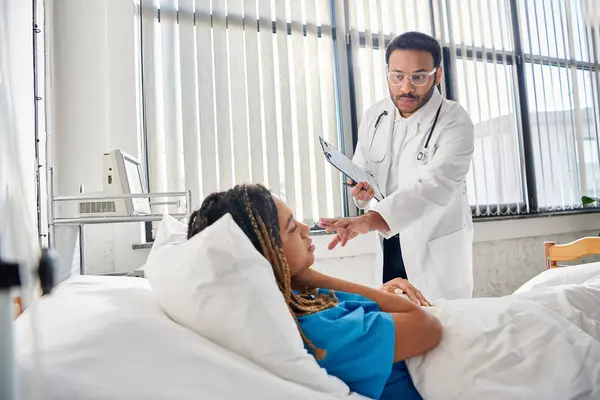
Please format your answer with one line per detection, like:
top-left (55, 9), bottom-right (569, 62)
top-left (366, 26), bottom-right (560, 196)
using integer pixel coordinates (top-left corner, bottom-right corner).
top-left (367, 111), bottom-right (389, 163)
top-left (416, 103), bottom-right (443, 165)
top-left (368, 102), bottom-right (444, 165)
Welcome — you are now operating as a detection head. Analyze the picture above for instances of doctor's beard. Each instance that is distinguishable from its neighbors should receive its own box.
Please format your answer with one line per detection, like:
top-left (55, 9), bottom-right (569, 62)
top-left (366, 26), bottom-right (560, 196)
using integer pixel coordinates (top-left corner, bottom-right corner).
top-left (391, 81), bottom-right (436, 117)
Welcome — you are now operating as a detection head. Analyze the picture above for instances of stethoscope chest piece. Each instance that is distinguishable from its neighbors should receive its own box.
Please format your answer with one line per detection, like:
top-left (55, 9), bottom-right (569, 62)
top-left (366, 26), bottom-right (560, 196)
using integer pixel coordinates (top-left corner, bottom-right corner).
top-left (415, 103), bottom-right (443, 166)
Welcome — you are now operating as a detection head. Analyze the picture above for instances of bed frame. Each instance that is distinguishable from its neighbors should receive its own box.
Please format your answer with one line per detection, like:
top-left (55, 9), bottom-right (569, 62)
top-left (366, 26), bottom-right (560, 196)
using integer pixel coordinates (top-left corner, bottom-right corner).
top-left (544, 237), bottom-right (600, 269)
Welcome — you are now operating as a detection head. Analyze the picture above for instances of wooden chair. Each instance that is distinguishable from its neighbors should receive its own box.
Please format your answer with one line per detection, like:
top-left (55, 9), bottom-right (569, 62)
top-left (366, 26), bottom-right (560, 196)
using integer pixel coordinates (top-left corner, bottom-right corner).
top-left (544, 237), bottom-right (600, 269)
top-left (13, 296), bottom-right (22, 318)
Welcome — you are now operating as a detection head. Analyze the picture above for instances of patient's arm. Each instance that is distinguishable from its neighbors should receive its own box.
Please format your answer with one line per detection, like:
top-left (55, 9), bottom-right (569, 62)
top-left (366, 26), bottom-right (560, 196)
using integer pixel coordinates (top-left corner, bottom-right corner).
top-left (294, 269), bottom-right (421, 312)
top-left (295, 269), bottom-right (443, 361)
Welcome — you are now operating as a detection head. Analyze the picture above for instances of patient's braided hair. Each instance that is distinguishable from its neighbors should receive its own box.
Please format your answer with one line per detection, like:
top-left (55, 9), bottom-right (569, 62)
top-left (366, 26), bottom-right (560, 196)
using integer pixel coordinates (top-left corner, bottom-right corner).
top-left (187, 184), bottom-right (337, 360)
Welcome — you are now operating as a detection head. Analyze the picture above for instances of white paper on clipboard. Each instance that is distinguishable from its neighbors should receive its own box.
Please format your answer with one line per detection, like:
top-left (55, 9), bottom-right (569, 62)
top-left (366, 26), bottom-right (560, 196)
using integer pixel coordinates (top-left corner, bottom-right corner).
top-left (319, 136), bottom-right (384, 201)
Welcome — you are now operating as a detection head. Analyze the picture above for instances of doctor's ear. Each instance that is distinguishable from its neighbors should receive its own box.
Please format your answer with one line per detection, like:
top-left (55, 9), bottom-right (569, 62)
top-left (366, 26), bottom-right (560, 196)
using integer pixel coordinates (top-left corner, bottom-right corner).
top-left (435, 66), bottom-right (443, 85)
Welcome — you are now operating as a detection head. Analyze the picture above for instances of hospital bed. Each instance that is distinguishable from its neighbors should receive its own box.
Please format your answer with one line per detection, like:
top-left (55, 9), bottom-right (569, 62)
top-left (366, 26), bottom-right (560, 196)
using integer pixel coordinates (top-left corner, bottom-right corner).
top-left (15, 275), bottom-right (361, 400)
top-left (12, 233), bottom-right (600, 400)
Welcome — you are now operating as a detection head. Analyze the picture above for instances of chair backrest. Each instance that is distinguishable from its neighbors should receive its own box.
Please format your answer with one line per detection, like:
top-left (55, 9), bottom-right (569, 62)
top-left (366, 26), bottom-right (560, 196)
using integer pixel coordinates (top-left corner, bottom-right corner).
top-left (13, 296), bottom-right (22, 318)
top-left (544, 237), bottom-right (600, 269)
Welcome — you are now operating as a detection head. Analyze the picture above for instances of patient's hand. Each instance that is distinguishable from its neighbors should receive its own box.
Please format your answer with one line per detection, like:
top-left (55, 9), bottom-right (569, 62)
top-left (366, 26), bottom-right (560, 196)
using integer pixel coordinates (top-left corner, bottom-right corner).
top-left (381, 278), bottom-right (431, 307)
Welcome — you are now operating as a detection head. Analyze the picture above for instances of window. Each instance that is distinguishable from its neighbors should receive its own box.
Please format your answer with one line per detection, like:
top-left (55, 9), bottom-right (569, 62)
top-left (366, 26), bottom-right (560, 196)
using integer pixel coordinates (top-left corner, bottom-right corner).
top-left (444, 0), bottom-right (600, 215)
top-left (139, 0), bottom-right (345, 227)
top-left (445, 0), bottom-right (526, 216)
top-left (456, 60), bottom-right (524, 212)
top-left (139, 0), bottom-right (600, 229)
top-left (519, 0), bottom-right (600, 211)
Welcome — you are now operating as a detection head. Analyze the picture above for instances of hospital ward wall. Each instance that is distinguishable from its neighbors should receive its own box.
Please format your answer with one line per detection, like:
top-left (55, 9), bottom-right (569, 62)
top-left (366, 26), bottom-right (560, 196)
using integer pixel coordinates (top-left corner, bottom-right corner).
top-left (46, 0), bottom-right (600, 296)
top-left (47, 0), bottom-right (144, 283)
top-left (5, 0), bottom-right (37, 233)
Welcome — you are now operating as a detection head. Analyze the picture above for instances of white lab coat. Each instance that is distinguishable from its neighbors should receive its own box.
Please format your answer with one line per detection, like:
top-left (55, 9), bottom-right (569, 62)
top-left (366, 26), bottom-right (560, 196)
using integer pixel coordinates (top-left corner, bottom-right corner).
top-left (353, 89), bottom-right (474, 301)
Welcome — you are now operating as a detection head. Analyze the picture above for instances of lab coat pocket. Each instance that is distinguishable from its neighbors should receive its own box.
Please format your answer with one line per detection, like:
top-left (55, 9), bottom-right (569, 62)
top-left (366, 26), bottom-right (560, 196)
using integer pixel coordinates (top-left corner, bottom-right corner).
top-left (427, 228), bottom-right (470, 290)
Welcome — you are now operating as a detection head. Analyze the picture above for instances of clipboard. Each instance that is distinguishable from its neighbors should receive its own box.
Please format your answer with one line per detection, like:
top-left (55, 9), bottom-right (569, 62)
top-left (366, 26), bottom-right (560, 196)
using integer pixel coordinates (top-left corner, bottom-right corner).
top-left (319, 136), bottom-right (384, 201)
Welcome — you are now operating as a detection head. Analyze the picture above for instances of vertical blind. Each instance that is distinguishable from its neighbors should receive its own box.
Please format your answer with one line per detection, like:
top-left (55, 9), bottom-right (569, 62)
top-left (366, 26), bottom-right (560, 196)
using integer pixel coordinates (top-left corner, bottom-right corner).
top-left (347, 0), bottom-right (434, 120)
top-left (140, 0), bottom-right (600, 220)
top-left (140, 0), bottom-right (344, 224)
top-left (443, 0), bottom-right (525, 215)
top-left (443, 0), bottom-right (600, 214)
top-left (518, 0), bottom-right (600, 210)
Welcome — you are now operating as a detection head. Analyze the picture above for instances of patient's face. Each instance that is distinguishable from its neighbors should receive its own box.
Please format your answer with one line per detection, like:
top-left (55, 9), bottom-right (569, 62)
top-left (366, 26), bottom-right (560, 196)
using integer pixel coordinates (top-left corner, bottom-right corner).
top-left (273, 197), bottom-right (315, 275)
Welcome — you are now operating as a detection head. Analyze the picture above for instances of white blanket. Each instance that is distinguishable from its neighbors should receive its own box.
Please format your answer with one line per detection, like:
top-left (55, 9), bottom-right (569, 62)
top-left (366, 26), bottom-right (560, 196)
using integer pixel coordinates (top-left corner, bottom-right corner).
top-left (15, 264), bottom-right (600, 399)
top-left (407, 263), bottom-right (600, 400)
top-left (15, 276), bottom-right (365, 400)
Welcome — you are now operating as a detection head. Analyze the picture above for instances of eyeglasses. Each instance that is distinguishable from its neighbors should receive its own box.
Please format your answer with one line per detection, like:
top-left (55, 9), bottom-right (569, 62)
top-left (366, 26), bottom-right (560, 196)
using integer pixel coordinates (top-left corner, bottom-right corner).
top-left (386, 68), bottom-right (437, 87)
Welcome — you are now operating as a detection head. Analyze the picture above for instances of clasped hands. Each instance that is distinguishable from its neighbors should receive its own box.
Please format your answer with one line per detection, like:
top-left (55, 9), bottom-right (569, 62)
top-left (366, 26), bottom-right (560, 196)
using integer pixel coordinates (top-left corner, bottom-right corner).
top-left (292, 268), bottom-right (431, 307)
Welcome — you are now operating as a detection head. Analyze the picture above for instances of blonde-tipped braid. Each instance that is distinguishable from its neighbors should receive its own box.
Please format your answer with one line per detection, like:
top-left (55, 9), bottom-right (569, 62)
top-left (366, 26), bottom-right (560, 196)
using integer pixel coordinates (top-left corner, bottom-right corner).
top-left (241, 187), bottom-right (336, 360)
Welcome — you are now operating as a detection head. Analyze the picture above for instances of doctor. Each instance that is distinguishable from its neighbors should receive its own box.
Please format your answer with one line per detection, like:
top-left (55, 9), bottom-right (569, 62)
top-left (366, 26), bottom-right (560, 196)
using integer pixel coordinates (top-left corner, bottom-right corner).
top-left (319, 31), bottom-right (474, 301)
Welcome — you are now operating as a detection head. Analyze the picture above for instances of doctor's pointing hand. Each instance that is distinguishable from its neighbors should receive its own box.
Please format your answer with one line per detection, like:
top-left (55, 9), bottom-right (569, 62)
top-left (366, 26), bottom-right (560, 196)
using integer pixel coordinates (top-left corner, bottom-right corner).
top-left (319, 32), bottom-right (475, 302)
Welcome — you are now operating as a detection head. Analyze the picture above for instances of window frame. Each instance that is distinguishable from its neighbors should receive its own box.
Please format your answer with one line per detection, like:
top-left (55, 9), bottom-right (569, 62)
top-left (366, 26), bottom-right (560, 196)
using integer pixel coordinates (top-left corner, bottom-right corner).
top-left (508, 0), bottom-right (600, 215)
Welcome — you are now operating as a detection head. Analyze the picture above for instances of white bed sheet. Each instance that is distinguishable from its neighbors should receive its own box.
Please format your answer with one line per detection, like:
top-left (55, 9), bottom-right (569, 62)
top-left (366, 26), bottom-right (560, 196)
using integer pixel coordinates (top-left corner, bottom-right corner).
top-left (15, 264), bottom-right (600, 400)
top-left (407, 265), bottom-right (600, 400)
top-left (15, 276), bottom-right (366, 400)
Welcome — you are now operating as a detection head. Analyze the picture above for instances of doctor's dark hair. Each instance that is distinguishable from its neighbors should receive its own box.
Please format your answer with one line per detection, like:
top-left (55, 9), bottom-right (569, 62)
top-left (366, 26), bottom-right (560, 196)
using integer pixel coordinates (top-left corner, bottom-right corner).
top-left (385, 31), bottom-right (442, 68)
top-left (187, 184), bottom-right (337, 360)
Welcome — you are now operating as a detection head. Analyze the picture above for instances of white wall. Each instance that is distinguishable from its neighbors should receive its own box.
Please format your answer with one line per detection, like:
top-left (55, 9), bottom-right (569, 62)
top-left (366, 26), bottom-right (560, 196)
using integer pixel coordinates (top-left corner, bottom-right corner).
top-left (5, 0), bottom-right (36, 226)
top-left (47, 0), bottom-right (600, 296)
top-left (0, 0), bottom-right (45, 274)
top-left (472, 214), bottom-right (600, 296)
top-left (47, 0), bottom-right (145, 276)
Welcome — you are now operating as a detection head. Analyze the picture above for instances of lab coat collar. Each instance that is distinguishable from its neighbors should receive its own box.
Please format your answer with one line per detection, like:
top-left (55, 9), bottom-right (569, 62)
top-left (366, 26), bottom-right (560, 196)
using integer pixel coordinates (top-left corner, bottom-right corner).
top-left (394, 88), bottom-right (443, 125)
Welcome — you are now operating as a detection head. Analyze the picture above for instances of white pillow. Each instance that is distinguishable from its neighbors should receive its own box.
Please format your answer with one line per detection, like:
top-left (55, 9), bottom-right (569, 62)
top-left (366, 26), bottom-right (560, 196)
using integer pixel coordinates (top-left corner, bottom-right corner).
top-left (15, 276), bottom-right (356, 400)
top-left (513, 261), bottom-right (600, 294)
top-left (151, 213), bottom-right (188, 250)
top-left (144, 213), bottom-right (357, 398)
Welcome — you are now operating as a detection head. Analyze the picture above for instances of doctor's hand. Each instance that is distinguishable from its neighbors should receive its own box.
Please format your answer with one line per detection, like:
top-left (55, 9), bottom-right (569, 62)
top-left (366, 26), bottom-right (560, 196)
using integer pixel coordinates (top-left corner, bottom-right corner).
top-left (318, 211), bottom-right (390, 250)
top-left (380, 278), bottom-right (432, 307)
top-left (348, 180), bottom-right (375, 202)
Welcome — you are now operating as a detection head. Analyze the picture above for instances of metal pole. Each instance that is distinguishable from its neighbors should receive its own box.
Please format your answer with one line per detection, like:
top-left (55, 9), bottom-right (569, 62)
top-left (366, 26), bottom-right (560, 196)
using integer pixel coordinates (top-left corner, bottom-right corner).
top-left (48, 167), bottom-right (54, 249)
top-left (335, 0), bottom-right (357, 217)
top-left (79, 225), bottom-right (85, 275)
top-left (51, 214), bottom-right (187, 226)
top-left (0, 290), bottom-right (17, 400)
top-left (509, 0), bottom-right (538, 212)
top-left (52, 191), bottom-right (188, 202)
top-left (185, 189), bottom-right (192, 217)
top-left (32, 0), bottom-right (43, 244)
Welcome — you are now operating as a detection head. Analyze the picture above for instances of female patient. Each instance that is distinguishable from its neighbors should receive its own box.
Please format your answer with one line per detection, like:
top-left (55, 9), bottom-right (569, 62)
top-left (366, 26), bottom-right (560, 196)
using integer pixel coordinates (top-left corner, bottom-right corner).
top-left (187, 184), bottom-right (441, 400)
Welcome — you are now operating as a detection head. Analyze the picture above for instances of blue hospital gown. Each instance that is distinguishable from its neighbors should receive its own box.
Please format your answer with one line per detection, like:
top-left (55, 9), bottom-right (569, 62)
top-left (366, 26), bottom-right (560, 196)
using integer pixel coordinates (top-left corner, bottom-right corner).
top-left (297, 290), bottom-right (423, 400)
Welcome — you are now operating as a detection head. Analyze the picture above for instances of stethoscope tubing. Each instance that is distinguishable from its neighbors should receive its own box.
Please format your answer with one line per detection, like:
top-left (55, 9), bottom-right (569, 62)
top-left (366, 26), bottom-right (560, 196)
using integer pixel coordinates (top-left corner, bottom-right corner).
top-left (368, 102), bottom-right (444, 164)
